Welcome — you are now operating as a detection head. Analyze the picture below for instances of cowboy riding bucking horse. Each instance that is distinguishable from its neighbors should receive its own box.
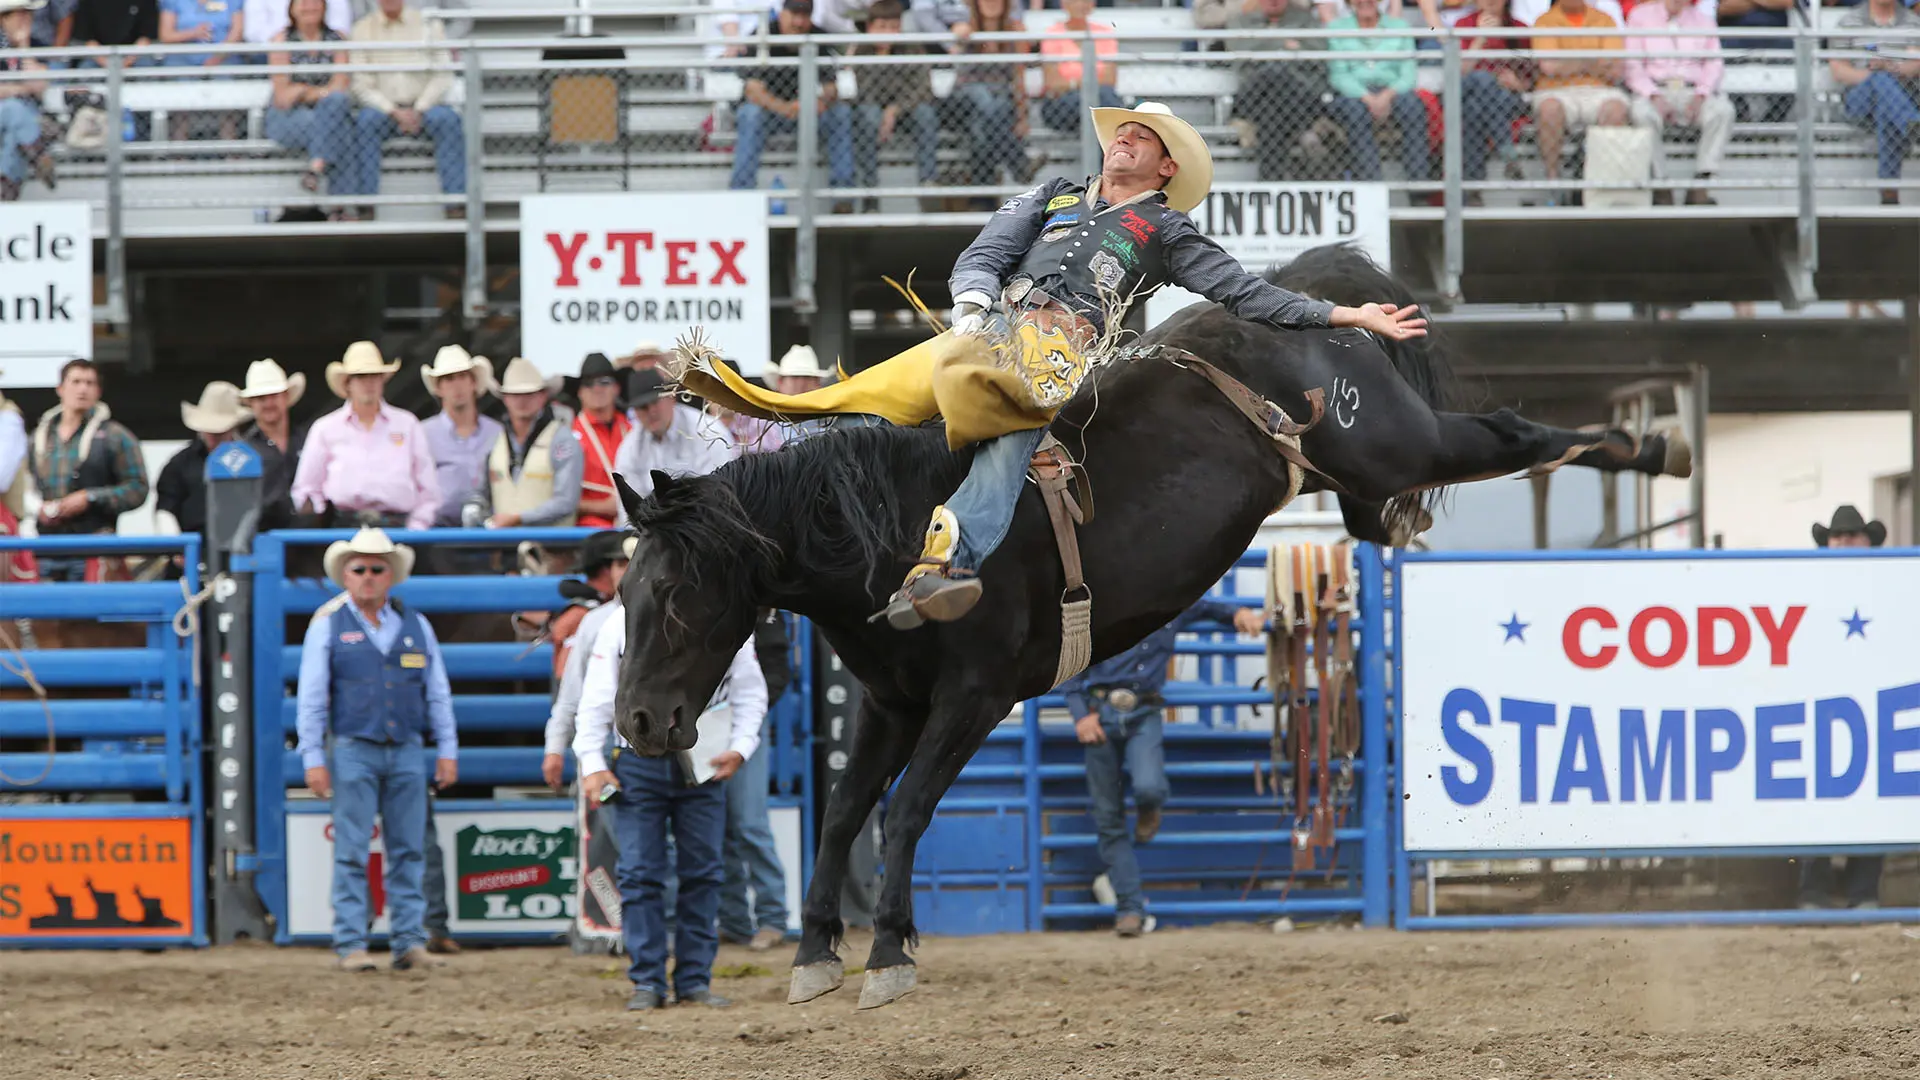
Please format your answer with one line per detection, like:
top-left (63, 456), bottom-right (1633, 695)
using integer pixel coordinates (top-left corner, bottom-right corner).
top-left (678, 101), bottom-right (1427, 629)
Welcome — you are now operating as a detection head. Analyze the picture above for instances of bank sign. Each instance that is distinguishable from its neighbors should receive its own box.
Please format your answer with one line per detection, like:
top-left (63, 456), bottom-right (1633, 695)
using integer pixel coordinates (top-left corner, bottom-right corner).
top-left (1400, 553), bottom-right (1920, 854)
top-left (0, 201), bottom-right (92, 387)
top-left (1144, 183), bottom-right (1390, 330)
top-left (519, 192), bottom-right (771, 378)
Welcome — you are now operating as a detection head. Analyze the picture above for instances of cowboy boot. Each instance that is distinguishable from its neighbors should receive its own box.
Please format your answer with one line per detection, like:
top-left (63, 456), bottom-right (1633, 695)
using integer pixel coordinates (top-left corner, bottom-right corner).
top-left (881, 505), bottom-right (982, 630)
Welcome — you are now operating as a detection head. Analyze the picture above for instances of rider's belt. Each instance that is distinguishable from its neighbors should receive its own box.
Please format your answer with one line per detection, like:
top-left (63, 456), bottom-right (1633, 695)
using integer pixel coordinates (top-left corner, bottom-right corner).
top-left (1091, 686), bottom-right (1160, 711)
top-left (1002, 280), bottom-right (1100, 334)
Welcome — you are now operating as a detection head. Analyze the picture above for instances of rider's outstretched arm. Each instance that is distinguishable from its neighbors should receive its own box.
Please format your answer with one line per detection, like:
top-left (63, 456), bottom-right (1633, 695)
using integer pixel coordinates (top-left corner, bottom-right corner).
top-left (1167, 228), bottom-right (1428, 342)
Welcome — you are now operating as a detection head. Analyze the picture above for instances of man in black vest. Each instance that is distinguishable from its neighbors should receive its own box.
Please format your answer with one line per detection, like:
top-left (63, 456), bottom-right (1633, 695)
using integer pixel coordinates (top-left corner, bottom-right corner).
top-left (879, 102), bottom-right (1428, 628)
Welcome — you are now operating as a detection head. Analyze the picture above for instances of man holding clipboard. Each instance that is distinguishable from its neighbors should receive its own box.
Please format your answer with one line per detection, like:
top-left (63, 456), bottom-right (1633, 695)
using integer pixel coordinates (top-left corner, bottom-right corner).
top-left (573, 615), bottom-right (767, 1011)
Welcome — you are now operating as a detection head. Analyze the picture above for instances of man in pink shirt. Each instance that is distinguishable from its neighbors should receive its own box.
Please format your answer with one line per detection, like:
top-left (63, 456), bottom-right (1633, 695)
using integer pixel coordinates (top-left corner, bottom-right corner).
top-left (290, 341), bottom-right (442, 530)
top-left (1624, 0), bottom-right (1732, 205)
top-left (1038, 0), bottom-right (1126, 135)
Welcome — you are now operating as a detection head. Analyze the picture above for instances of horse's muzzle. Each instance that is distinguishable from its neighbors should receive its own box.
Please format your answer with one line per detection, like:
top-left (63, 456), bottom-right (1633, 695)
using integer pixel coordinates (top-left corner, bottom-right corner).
top-left (618, 704), bottom-right (693, 756)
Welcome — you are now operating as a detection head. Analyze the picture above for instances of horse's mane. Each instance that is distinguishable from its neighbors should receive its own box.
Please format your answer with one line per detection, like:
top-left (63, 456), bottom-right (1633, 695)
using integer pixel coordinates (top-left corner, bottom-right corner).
top-left (626, 423), bottom-right (971, 603)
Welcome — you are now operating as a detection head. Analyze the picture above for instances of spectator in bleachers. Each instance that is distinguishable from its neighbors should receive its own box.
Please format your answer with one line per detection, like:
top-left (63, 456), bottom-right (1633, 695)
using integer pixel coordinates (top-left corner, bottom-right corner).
top-left (292, 340), bottom-right (441, 529)
top-left (1828, 0), bottom-right (1920, 206)
top-left (73, 0), bottom-right (159, 62)
top-left (267, 0), bottom-right (360, 214)
top-left (1530, 0), bottom-right (1629, 202)
top-left (848, 0), bottom-right (943, 211)
top-left (1038, 0), bottom-right (1126, 135)
top-left (29, 0), bottom-right (72, 55)
top-left (159, 0), bottom-right (243, 66)
top-left (237, 358), bottom-right (309, 532)
top-left (538, 529), bottom-right (629, 790)
top-left (908, 0), bottom-right (968, 33)
top-left (612, 367), bottom-right (734, 512)
top-left (1057, 597), bottom-right (1266, 937)
top-left (155, 380), bottom-right (250, 539)
top-left (244, 0), bottom-right (348, 41)
top-left (1508, 0), bottom-right (1622, 23)
top-left (464, 357), bottom-right (582, 530)
top-left (418, 345), bottom-right (500, 526)
top-left (346, 0), bottom-right (465, 218)
top-left (1222, 0), bottom-right (1338, 182)
top-left (1625, 0), bottom-right (1733, 205)
top-left (569, 352), bottom-right (630, 529)
top-left (1456, 0), bottom-right (1532, 200)
top-left (296, 526), bottom-right (457, 972)
top-left (951, 0), bottom-right (1034, 198)
top-left (29, 360), bottom-right (150, 581)
top-left (1716, 0), bottom-right (1795, 49)
top-left (728, 0), bottom-right (857, 206)
top-left (1326, 0), bottom-right (1431, 185)
top-left (348, 0), bottom-right (466, 38)
top-left (0, 0), bottom-right (55, 203)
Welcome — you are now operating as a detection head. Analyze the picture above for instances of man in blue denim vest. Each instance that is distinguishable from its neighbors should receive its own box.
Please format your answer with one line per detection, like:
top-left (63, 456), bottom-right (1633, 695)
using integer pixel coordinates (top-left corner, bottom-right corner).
top-left (296, 527), bottom-right (459, 971)
top-left (1056, 595), bottom-right (1264, 936)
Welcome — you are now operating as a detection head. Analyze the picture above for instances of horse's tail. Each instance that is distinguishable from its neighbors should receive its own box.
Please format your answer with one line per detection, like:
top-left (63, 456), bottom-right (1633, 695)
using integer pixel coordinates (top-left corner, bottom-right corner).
top-left (1266, 242), bottom-right (1471, 531)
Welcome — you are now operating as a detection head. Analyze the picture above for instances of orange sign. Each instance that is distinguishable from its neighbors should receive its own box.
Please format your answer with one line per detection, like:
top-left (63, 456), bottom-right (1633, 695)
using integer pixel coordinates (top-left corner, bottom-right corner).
top-left (0, 818), bottom-right (193, 937)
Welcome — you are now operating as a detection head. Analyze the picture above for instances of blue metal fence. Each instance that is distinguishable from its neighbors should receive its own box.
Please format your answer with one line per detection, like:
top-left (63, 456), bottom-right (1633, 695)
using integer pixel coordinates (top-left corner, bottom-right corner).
top-left (0, 536), bottom-right (207, 949)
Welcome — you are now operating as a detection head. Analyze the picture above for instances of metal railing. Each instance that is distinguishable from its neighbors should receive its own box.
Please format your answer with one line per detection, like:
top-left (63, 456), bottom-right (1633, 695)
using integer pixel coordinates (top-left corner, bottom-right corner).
top-left (1, 24), bottom-right (1908, 319)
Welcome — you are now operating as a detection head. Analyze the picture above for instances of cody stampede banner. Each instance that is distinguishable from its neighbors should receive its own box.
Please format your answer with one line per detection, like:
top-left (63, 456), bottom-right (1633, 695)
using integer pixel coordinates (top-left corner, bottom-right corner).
top-left (0, 201), bottom-right (92, 387)
top-left (1144, 183), bottom-right (1390, 331)
top-left (519, 192), bottom-right (771, 379)
top-left (286, 806), bottom-right (576, 939)
top-left (1399, 553), bottom-right (1920, 854)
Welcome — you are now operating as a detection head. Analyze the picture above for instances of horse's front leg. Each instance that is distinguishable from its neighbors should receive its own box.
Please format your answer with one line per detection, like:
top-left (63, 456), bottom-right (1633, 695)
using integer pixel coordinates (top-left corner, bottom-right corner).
top-left (788, 696), bottom-right (922, 1004)
top-left (858, 690), bottom-right (1013, 1010)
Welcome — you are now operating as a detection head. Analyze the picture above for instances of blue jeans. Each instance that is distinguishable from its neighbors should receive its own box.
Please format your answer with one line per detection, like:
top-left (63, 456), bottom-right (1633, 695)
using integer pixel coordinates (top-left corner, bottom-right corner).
top-left (729, 100), bottom-right (856, 190)
top-left (718, 715), bottom-right (790, 939)
top-left (1082, 705), bottom-right (1168, 916)
top-left (1461, 70), bottom-right (1523, 181)
top-left (423, 794), bottom-right (449, 937)
top-left (1843, 72), bottom-right (1920, 179)
top-left (264, 92), bottom-right (357, 193)
top-left (329, 736), bottom-right (430, 956)
top-left (346, 105), bottom-right (466, 195)
top-left (1329, 90), bottom-right (1431, 181)
top-left (609, 749), bottom-right (727, 995)
top-left (0, 98), bottom-right (39, 185)
top-left (1039, 85), bottom-right (1125, 135)
top-left (852, 101), bottom-right (940, 184)
top-left (946, 424), bottom-right (1052, 572)
top-left (954, 81), bottom-right (1026, 183)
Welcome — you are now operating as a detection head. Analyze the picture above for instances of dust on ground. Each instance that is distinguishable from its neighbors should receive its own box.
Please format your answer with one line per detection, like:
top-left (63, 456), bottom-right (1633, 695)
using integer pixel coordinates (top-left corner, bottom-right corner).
top-left (4, 923), bottom-right (1918, 1079)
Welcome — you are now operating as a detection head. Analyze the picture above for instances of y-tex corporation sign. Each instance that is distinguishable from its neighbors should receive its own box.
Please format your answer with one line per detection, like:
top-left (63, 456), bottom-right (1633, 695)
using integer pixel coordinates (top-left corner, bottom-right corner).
top-left (519, 192), bottom-right (770, 378)
top-left (0, 202), bottom-right (92, 387)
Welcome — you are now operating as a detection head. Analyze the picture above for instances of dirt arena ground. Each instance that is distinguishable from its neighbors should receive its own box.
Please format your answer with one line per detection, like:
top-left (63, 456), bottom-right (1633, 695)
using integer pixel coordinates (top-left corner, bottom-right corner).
top-left (5, 923), bottom-right (1918, 1079)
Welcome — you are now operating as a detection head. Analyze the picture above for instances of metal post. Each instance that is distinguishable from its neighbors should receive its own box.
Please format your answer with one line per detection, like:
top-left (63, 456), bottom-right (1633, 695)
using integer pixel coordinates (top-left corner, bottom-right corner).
top-left (794, 43), bottom-right (819, 315)
top-left (205, 440), bottom-right (271, 943)
top-left (1689, 364), bottom-right (1709, 549)
top-left (104, 52), bottom-right (128, 327)
top-left (1530, 471), bottom-right (1551, 548)
top-left (462, 46), bottom-right (487, 325)
top-left (1793, 31), bottom-right (1819, 280)
top-left (1022, 699), bottom-right (1043, 931)
top-left (1440, 31), bottom-right (1463, 303)
top-left (1079, 36), bottom-right (1101, 179)
top-left (248, 532), bottom-right (289, 939)
top-left (1357, 544), bottom-right (1389, 928)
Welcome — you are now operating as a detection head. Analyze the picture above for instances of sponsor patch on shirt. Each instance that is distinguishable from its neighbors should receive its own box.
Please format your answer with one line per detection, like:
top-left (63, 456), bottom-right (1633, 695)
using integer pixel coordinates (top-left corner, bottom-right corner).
top-left (1042, 213), bottom-right (1079, 232)
top-left (1089, 250), bottom-right (1126, 291)
top-left (1040, 227), bottom-right (1073, 244)
top-left (1046, 194), bottom-right (1080, 212)
top-left (399, 652), bottom-right (428, 669)
top-left (338, 631), bottom-right (366, 645)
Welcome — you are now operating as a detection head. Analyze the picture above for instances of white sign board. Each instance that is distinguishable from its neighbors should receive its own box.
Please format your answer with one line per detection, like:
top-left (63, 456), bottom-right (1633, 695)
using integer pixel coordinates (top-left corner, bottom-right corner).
top-left (519, 192), bottom-right (771, 378)
top-left (1400, 554), bottom-right (1920, 854)
top-left (1145, 183), bottom-right (1391, 330)
top-left (0, 202), bottom-right (92, 386)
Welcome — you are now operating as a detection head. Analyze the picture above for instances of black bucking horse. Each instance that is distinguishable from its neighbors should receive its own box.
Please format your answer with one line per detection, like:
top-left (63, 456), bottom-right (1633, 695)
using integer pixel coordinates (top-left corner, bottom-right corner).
top-left (607, 243), bottom-right (1690, 1011)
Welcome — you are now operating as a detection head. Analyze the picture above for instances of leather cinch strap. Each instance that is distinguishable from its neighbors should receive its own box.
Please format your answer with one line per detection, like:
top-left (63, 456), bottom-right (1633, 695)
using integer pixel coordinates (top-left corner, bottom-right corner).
top-left (1032, 433), bottom-right (1093, 688)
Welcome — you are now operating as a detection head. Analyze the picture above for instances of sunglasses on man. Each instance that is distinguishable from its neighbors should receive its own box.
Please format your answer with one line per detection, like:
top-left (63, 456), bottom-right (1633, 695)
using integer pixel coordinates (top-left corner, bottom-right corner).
top-left (348, 564), bottom-right (389, 577)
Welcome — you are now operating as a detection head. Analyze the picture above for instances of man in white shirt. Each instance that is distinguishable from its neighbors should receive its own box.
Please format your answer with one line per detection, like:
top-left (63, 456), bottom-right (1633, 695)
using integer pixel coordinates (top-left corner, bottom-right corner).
top-left (574, 617), bottom-right (766, 1011)
top-left (345, 0), bottom-right (466, 212)
top-left (611, 367), bottom-right (734, 522)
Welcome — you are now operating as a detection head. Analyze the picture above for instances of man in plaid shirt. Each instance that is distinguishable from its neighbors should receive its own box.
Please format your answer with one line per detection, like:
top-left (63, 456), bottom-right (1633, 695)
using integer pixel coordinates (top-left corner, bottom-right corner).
top-left (28, 360), bottom-right (149, 581)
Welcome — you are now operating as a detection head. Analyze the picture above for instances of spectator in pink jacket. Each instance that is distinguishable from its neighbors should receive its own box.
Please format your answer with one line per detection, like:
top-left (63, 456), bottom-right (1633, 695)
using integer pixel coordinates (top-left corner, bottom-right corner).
top-left (1624, 0), bottom-right (1733, 205)
top-left (290, 341), bottom-right (441, 530)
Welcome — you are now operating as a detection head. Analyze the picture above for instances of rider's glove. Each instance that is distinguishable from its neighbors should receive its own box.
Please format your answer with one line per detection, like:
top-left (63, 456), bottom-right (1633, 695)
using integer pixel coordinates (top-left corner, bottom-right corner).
top-left (950, 291), bottom-right (994, 337)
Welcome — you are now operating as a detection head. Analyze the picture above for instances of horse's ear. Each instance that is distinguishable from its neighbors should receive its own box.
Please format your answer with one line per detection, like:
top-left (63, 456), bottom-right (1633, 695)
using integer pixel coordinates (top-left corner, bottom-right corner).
top-left (614, 472), bottom-right (646, 521)
top-left (650, 470), bottom-right (677, 497)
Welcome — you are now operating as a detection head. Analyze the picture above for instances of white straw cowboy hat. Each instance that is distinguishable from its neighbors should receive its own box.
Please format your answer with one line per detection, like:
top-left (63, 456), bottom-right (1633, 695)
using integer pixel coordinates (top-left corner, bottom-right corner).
top-left (1090, 101), bottom-right (1214, 214)
top-left (421, 344), bottom-right (497, 397)
top-left (238, 358), bottom-right (307, 406)
top-left (776, 344), bottom-right (830, 380)
top-left (0, 1), bottom-right (50, 12)
top-left (323, 526), bottom-right (415, 589)
top-left (181, 381), bottom-right (253, 435)
top-left (325, 340), bottom-right (401, 398)
top-left (497, 357), bottom-right (550, 395)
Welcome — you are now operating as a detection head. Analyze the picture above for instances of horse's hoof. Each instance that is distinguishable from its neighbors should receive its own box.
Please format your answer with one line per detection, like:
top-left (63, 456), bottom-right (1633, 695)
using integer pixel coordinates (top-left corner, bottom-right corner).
top-left (1659, 427), bottom-right (1694, 479)
top-left (856, 964), bottom-right (918, 1010)
top-left (788, 958), bottom-right (845, 1004)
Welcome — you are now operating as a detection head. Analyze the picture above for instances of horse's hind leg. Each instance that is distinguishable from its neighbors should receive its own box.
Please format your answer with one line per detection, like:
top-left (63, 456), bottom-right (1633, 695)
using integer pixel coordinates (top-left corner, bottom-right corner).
top-left (789, 696), bottom-right (921, 1004)
top-left (857, 691), bottom-right (1012, 1010)
top-left (1368, 407), bottom-right (1690, 499)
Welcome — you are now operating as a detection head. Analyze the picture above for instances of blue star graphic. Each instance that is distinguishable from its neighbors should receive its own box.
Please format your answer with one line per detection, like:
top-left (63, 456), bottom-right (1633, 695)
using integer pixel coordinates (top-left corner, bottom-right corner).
top-left (1501, 613), bottom-right (1529, 643)
top-left (1843, 609), bottom-right (1870, 640)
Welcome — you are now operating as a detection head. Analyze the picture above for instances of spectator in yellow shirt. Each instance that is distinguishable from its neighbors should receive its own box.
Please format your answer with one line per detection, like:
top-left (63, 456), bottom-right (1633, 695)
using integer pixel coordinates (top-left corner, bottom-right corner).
top-left (1529, 0), bottom-right (1628, 200)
